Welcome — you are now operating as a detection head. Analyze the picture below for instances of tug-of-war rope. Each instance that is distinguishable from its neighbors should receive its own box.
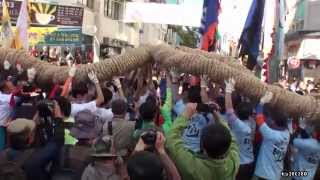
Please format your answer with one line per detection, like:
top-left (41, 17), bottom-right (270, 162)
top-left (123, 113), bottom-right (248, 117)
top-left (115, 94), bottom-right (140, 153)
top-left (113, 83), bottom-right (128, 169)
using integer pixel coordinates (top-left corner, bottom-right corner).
top-left (0, 44), bottom-right (319, 124)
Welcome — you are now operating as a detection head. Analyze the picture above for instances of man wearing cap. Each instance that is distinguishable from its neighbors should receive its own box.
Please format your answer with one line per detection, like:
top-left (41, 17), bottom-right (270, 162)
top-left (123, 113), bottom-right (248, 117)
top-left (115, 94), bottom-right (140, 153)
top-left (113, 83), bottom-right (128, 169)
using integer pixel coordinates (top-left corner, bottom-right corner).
top-left (55, 110), bottom-right (102, 180)
top-left (0, 102), bottom-right (65, 180)
top-left (81, 136), bottom-right (124, 180)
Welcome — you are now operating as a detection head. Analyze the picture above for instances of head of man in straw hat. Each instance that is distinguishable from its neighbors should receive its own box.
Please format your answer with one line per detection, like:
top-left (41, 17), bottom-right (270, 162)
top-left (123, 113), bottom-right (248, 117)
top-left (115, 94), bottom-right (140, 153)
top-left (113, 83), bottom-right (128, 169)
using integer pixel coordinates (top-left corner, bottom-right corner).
top-left (82, 136), bottom-right (123, 180)
top-left (7, 118), bottom-right (36, 150)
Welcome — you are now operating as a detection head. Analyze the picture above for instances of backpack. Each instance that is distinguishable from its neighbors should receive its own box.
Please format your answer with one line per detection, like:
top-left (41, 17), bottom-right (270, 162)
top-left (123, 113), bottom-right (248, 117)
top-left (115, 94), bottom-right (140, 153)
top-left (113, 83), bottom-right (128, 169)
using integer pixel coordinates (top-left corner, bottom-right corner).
top-left (52, 145), bottom-right (92, 180)
top-left (0, 149), bottom-right (34, 180)
top-left (75, 110), bottom-right (104, 137)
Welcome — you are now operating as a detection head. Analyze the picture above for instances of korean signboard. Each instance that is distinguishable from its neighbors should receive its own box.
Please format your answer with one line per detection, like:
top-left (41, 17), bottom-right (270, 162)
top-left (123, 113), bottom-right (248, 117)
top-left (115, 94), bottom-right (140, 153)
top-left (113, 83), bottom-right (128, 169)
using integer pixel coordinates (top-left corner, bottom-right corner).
top-left (28, 27), bottom-right (83, 45)
top-left (43, 28), bottom-right (83, 45)
top-left (0, 0), bottom-right (83, 26)
top-left (0, 26), bottom-right (83, 45)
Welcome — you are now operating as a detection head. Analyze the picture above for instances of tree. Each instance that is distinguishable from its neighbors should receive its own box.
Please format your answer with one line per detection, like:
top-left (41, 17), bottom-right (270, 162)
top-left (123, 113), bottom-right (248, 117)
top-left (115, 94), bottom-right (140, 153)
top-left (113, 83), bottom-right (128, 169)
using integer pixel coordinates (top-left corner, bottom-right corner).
top-left (175, 26), bottom-right (199, 48)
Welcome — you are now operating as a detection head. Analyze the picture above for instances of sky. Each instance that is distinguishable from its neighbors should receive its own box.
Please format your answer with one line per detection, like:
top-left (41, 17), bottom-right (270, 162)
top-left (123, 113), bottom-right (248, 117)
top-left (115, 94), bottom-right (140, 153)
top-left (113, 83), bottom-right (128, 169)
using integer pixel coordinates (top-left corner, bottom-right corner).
top-left (127, 0), bottom-right (253, 39)
top-left (219, 0), bottom-right (253, 39)
top-left (178, 0), bottom-right (252, 39)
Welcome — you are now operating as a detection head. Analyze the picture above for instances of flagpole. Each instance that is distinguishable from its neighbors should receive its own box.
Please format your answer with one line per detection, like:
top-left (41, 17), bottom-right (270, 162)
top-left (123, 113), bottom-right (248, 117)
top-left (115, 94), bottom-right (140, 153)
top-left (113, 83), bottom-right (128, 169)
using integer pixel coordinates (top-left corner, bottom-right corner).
top-left (13, 0), bottom-right (29, 50)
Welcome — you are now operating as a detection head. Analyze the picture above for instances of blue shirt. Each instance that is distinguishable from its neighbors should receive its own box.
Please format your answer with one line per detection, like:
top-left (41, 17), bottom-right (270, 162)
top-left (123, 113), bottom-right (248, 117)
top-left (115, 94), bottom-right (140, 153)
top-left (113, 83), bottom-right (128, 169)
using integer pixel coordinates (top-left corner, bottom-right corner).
top-left (226, 110), bottom-right (255, 165)
top-left (254, 123), bottom-right (290, 180)
top-left (293, 138), bottom-right (320, 180)
top-left (173, 99), bottom-right (185, 117)
top-left (182, 112), bottom-right (214, 152)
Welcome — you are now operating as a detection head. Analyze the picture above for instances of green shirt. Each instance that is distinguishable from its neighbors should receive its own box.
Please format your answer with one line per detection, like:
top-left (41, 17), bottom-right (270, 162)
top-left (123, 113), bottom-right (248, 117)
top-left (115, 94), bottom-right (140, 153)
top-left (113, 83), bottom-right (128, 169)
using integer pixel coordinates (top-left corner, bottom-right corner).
top-left (64, 117), bottom-right (77, 145)
top-left (166, 116), bottom-right (240, 180)
top-left (133, 87), bottom-right (173, 139)
top-left (160, 88), bottom-right (173, 134)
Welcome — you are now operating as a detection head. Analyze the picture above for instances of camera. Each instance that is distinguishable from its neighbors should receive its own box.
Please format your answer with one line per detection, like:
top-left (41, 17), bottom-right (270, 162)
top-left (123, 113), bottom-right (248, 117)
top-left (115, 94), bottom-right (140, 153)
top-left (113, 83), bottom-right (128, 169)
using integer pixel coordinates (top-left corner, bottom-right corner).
top-left (197, 103), bottom-right (219, 114)
top-left (141, 129), bottom-right (157, 146)
top-left (37, 99), bottom-right (55, 117)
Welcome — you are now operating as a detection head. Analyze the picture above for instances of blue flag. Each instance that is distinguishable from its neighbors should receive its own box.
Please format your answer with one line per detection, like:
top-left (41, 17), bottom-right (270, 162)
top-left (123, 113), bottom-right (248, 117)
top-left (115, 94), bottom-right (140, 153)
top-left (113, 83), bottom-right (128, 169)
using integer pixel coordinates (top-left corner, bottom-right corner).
top-left (238, 0), bottom-right (265, 70)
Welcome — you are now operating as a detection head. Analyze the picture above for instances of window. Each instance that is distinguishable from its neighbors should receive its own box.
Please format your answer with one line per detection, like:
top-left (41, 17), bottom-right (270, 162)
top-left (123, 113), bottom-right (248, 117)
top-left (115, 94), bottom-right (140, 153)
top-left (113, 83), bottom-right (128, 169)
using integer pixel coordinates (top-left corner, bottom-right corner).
top-left (104, 0), bottom-right (124, 20)
top-left (79, 0), bottom-right (94, 9)
top-left (87, 0), bottom-right (94, 9)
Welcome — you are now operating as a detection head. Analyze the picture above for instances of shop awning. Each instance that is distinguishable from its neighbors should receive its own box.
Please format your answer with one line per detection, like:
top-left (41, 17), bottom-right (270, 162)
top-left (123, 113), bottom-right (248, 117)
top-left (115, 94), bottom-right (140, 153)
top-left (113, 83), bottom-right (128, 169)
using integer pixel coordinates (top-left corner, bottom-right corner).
top-left (297, 38), bottom-right (320, 60)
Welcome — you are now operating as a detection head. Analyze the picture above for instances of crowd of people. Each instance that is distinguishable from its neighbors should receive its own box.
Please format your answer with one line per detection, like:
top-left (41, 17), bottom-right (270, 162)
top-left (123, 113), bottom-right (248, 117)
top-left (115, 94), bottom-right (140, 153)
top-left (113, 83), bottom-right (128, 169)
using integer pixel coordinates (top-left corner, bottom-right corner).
top-left (29, 46), bottom-right (94, 66)
top-left (0, 58), bottom-right (320, 180)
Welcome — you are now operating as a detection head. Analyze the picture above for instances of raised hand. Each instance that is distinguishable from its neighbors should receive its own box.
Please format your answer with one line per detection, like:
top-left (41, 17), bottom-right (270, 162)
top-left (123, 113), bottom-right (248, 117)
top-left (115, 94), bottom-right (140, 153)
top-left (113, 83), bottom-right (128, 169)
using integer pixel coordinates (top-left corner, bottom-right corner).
top-left (4, 60), bottom-right (11, 70)
top-left (260, 91), bottom-right (273, 105)
top-left (16, 63), bottom-right (23, 74)
top-left (88, 71), bottom-right (99, 84)
top-left (155, 132), bottom-right (166, 154)
top-left (201, 75), bottom-right (209, 88)
top-left (68, 64), bottom-right (77, 78)
top-left (27, 67), bottom-right (37, 82)
top-left (113, 77), bottom-right (122, 88)
top-left (224, 78), bottom-right (235, 94)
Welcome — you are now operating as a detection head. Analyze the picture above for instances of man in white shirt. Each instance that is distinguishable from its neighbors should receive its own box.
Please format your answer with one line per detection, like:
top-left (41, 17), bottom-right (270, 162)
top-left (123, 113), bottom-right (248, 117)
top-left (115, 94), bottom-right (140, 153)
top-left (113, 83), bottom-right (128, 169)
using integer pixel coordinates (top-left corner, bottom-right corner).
top-left (254, 92), bottom-right (290, 180)
top-left (70, 72), bottom-right (104, 117)
top-left (224, 79), bottom-right (256, 179)
top-left (96, 88), bottom-right (114, 122)
top-left (292, 131), bottom-right (320, 180)
top-left (0, 75), bottom-right (16, 150)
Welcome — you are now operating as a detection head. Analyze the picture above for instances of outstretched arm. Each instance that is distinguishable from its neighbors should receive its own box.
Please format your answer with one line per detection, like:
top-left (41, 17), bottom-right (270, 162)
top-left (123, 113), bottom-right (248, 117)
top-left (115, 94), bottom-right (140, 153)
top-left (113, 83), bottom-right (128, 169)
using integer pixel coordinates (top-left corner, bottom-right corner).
top-left (256, 91), bottom-right (273, 127)
top-left (200, 76), bottom-right (209, 104)
top-left (113, 77), bottom-right (126, 101)
top-left (224, 78), bottom-right (238, 124)
top-left (61, 65), bottom-right (77, 98)
top-left (156, 132), bottom-right (181, 180)
top-left (225, 78), bottom-right (235, 112)
top-left (161, 74), bottom-right (173, 134)
top-left (88, 71), bottom-right (105, 106)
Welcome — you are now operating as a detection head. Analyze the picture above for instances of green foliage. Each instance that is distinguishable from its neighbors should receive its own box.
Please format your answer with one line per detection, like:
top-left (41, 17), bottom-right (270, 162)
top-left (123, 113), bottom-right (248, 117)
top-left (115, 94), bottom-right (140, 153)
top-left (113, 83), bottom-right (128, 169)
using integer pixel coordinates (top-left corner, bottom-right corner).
top-left (175, 26), bottom-right (198, 48)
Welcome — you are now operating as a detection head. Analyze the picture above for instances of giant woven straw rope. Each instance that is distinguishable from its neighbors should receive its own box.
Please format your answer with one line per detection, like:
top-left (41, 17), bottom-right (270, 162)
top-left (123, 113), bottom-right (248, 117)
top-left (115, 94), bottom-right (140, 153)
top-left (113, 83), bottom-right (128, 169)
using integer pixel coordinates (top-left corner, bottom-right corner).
top-left (0, 45), bottom-right (320, 123)
top-left (0, 47), bottom-right (152, 85)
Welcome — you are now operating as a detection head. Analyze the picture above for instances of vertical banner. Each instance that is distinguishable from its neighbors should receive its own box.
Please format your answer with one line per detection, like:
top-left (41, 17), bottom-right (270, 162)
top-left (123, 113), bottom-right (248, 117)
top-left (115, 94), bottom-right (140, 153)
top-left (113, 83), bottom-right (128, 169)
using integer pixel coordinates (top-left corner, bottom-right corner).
top-left (1, 0), bottom-right (14, 47)
top-left (13, 0), bottom-right (29, 50)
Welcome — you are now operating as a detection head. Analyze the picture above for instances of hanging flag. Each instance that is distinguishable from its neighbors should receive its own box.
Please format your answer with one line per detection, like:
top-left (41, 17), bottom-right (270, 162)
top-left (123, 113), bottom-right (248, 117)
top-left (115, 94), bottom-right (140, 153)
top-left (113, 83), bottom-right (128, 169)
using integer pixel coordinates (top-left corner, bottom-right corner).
top-left (199, 0), bottom-right (221, 51)
top-left (1, 0), bottom-right (14, 48)
top-left (238, 0), bottom-right (265, 70)
top-left (12, 0), bottom-right (29, 50)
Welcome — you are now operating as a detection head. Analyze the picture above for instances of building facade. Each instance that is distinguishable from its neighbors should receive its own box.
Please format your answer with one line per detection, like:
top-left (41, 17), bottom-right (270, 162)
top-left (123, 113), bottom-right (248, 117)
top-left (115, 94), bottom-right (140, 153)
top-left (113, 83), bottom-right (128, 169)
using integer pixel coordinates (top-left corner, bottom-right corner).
top-left (285, 0), bottom-right (320, 58)
top-left (29, 0), bottom-right (174, 59)
top-left (81, 0), bottom-right (173, 58)
top-left (1, 0), bottom-right (178, 60)
top-left (284, 0), bottom-right (320, 82)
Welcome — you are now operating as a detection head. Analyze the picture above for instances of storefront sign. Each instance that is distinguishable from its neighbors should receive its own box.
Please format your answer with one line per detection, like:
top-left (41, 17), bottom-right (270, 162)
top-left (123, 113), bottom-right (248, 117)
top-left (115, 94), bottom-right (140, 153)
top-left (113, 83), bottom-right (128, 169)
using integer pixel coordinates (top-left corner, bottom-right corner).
top-left (288, 56), bottom-right (301, 69)
top-left (43, 28), bottom-right (83, 45)
top-left (0, 26), bottom-right (83, 45)
top-left (28, 27), bottom-right (58, 45)
top-left (0, 0), bottom-right (83, 26)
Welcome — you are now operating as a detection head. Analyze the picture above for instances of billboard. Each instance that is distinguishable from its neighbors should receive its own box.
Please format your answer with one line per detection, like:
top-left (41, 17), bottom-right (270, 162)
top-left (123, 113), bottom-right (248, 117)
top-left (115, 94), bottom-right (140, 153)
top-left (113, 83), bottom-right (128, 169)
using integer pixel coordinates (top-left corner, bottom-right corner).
top-left (0, 0), bottom-right (83, 26)
top-left (0, 26), bottom-right (83, 45)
